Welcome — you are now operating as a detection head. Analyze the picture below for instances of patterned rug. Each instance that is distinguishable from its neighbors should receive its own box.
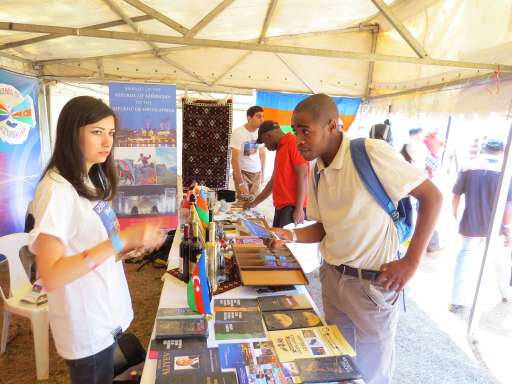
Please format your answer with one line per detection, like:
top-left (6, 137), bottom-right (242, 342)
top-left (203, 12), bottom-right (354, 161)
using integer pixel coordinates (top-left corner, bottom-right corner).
top-left (182, 98), bottom-right (232, 189)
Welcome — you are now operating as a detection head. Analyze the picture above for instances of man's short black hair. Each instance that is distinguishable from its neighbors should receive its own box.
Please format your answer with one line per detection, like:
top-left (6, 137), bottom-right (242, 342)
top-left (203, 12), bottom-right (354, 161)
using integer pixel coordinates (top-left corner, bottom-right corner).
top-left (294, 94), bottom-right (338, 124)
top-left (247, 106), bottom-right (264, 117)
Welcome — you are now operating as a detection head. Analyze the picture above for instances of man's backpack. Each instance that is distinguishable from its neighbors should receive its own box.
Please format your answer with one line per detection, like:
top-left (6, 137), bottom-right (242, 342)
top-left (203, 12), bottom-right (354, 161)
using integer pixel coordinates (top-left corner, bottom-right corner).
top-left (313, 138), bottom-right (413, 244)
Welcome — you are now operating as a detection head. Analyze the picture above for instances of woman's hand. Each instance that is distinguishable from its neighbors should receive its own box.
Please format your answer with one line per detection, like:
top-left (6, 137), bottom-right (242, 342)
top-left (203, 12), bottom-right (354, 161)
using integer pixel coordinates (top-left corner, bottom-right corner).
top-left (120, 222), bottom-right (166, 252)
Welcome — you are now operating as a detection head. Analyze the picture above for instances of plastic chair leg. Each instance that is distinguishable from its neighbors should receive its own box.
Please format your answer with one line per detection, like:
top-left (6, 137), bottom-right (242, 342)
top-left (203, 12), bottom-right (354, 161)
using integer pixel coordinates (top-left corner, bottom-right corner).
top-left (31, 311), bottom-right (49, 380)
top-left (1, 310), bottom-right (10, 353)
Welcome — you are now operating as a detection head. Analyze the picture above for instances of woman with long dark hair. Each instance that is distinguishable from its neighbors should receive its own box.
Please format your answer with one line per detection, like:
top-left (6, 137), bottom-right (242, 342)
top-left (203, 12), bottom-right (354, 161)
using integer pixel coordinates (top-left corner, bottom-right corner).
top-left (29, 96), bottom-right (164, 383)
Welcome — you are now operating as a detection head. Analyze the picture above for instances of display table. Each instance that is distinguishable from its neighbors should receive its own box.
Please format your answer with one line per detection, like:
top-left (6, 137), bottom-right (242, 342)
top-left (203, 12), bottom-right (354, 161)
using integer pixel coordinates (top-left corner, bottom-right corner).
top-left (140, 227), bottom-right (323, 383)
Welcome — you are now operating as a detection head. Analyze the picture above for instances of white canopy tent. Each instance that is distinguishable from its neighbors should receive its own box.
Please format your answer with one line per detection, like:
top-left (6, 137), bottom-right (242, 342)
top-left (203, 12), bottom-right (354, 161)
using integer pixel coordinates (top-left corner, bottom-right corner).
top-left (1, 0), bottom-right (512, 366)
top-left (0, 0), bottom-right (510, 108)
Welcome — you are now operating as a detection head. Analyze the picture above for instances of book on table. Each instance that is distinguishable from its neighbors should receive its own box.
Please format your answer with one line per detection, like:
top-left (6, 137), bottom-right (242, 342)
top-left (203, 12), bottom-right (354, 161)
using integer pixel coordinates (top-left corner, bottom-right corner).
top-left (155, 346), bottom-right (222, 384)
top-left (262, 309), bottom-right (322, 331)
top-left (213, 298), bottom-right (265, 340)
top-left (294, 355), bottom-right (362, 383)
top-left (257, 294), bottom-right (312, 312)
top-left (149, 337), bottom-right (206, 360)
top-left (218, 340), bottom-right (288, 384)
top-left (156, 307), bottom-right (205, 320)
top-left (155, 317), bottom-right (208, 340)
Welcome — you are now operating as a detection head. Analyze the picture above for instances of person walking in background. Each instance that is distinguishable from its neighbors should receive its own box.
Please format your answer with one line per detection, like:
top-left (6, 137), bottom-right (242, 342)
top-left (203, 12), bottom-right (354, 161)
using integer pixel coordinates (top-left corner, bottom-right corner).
top-left (243, 120), bottom-right (309, 227)
top-left (450, 139), bottom-right (512, 315)
top-left (423, 128), bottom-right (444, 178)
top-left (230, 106), bottom-right (266, 197)
top-left (29, 96), bottom-right (165, 384)
top-left (368, 122), bottom-right (393, 146)
top-left (403, 128), bottom-right (442, 253)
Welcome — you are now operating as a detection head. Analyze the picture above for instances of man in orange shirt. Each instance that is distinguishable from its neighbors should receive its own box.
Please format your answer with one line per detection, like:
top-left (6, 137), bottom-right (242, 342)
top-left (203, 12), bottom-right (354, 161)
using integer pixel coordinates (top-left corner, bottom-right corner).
top-left (243, 120), bottom-right (309, 227)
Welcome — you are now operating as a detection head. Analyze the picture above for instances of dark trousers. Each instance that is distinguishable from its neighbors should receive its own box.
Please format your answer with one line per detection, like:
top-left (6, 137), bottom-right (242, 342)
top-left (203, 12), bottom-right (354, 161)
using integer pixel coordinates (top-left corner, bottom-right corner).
top-left (272, 206), bottom-right (306, 228)
top-left (65, 343), bottom-right (115, 384)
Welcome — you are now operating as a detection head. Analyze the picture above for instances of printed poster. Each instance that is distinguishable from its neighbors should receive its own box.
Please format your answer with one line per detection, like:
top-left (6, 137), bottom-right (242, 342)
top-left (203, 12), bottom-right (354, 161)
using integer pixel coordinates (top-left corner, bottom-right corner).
top-left (0, 69), bottom-right (42, 235)
top-left (109, 82), bottom-right (178, 229)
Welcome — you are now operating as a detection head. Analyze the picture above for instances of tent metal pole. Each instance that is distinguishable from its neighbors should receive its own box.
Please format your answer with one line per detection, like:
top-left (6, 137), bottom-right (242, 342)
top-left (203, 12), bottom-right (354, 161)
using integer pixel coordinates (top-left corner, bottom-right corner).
top-left (1, 22), bottom-right (510, 72)
top-left (185, 0), bottom-right (235, 38)
top-left (370, 0), bottom-right (428, 58)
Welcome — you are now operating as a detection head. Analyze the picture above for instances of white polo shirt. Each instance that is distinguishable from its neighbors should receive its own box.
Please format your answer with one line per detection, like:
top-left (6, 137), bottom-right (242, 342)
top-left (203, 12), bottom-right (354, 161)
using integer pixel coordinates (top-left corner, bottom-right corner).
top-left (307, 134), bottom-right (426, 270)
top-left (29, 171), bottom-right (133, 360)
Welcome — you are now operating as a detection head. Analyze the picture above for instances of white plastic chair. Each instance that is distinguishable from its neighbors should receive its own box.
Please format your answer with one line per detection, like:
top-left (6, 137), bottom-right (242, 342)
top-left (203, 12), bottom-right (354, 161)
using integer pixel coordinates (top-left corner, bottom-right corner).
top-left (0, 233), bottom-right (49, 380)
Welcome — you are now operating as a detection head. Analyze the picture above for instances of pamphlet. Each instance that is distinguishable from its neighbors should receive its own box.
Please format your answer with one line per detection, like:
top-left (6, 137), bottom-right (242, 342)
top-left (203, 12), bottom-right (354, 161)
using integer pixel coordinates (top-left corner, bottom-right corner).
top-left (268, 325), bottom-right (356, 363)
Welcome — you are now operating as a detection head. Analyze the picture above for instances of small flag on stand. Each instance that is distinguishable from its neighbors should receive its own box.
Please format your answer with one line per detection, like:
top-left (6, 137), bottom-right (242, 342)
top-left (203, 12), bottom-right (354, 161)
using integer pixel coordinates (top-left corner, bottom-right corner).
top-left (187, 249), bottom-right (213, 316)
top-left (195, 188), bottom-right (210, 229)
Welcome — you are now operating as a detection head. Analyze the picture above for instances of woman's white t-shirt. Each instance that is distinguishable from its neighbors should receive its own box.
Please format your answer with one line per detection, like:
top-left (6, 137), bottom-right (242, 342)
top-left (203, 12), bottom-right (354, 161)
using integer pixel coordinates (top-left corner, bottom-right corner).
top-left (28, 171), bottom-right (133, 360)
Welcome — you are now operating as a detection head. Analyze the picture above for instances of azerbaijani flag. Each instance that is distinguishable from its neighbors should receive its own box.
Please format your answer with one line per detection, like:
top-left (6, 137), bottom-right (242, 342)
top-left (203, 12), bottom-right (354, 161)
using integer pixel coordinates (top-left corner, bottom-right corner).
top-left (195, 188), bottom-right (209, 229)
top-left (256, 90), bottom-right (361, 132)
top-left (187, 249), bottom-right (212, 315)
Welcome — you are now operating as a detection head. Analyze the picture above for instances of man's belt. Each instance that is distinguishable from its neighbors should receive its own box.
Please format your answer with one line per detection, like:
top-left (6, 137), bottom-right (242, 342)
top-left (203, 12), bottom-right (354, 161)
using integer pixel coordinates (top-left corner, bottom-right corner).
top-left (335, 264), bottom-right (380, 281)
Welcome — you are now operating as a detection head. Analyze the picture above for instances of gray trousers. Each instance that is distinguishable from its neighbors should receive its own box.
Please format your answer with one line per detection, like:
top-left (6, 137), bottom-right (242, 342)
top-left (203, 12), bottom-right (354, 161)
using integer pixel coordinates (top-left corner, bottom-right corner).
top-left (320, 262), bottom-right (400, 384)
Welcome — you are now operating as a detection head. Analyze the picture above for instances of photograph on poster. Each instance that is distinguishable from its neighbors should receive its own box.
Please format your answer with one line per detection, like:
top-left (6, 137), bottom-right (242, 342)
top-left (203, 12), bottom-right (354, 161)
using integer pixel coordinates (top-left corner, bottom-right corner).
top-left (155, 147), bottom-right (177, 185)
top-left (114, 147), bottom-right (158, 186)
top-left (115, 184), bottom-right (177, 217)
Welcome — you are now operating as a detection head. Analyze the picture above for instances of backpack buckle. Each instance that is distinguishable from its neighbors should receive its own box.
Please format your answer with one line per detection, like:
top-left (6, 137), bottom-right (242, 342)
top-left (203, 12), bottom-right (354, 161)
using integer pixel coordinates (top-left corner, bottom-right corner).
top-left (391, 210), bottom-right (400, 222)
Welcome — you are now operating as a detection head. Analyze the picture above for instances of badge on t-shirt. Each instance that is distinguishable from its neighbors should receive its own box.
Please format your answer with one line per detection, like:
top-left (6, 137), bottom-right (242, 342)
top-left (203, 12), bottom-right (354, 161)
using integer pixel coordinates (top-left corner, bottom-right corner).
top-left (243, 140), bottom-right (258, 156)
top-left (93, 201), bottom-right (120, 236)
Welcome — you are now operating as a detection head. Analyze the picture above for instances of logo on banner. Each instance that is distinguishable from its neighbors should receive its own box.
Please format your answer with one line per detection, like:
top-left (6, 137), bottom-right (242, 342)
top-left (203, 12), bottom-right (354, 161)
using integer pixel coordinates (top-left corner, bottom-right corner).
top-left (0, 83), bottom-right (36, 145)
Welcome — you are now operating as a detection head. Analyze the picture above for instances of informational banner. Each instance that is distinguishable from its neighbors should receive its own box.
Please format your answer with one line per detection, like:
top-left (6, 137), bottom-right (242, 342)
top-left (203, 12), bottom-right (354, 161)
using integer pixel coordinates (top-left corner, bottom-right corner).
top-left (109, 82), bottom-right (178, 229)
top-left (256, 90), bottom-right (361, 132)
top-left (0, 69), bottom-right (42, 236)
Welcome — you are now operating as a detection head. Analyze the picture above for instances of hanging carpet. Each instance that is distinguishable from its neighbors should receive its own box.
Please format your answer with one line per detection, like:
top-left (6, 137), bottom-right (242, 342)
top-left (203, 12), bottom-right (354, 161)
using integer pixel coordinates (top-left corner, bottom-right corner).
top-left (182, 98), bottom-right (232, 189)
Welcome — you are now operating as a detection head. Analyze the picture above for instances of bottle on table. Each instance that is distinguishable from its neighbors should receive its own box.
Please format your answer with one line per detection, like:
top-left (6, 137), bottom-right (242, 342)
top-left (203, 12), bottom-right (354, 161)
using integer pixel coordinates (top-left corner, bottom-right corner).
top-left (206, 221), bottom-right (218, 292)
top-left (190, 220), bottom-right (202, 274)
top-left (178, 193), bottom-right (190, 238)
top-left (179, 224), bottom-right (191, 282)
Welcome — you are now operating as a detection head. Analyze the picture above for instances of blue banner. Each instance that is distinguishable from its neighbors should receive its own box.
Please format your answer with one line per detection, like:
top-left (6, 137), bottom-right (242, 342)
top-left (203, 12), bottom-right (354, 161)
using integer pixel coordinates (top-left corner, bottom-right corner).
top-left (0, 69), bottom-right (42, 236)
top-left (109, 82), bottom-right (178, 229)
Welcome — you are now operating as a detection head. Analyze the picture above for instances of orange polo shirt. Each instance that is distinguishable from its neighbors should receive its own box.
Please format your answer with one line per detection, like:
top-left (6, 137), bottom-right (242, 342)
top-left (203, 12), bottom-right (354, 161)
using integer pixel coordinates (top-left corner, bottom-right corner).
top-left (272, 133), bottom-right (309, 209)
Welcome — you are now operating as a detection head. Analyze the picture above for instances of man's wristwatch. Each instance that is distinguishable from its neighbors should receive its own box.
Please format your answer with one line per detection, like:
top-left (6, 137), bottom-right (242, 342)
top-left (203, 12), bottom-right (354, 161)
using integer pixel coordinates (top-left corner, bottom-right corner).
top-left (290, 228), bottom-right (298, 242)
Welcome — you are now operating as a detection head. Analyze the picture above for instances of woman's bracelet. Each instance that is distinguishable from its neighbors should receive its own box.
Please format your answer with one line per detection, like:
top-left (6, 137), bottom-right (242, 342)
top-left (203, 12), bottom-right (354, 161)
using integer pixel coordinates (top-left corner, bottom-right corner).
top-left (111, 232), bottom-right (125, 253)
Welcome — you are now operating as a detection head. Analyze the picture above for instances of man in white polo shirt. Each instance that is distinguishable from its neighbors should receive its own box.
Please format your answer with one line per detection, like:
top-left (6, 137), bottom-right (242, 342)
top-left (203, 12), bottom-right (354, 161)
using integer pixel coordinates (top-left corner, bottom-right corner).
top-left (272, 94), bottom-right (442, 384)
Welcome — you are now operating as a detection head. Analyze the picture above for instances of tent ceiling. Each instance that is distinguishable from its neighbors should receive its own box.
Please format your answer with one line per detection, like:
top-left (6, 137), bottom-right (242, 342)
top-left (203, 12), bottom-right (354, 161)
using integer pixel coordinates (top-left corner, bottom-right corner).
top-left (0, 0), bottom-right (511, 98)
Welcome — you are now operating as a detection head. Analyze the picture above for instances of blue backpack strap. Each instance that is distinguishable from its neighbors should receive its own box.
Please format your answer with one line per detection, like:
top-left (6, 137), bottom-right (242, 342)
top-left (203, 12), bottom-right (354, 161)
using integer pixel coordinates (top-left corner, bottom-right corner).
top-left (350, 138), bottom-right (400, 222)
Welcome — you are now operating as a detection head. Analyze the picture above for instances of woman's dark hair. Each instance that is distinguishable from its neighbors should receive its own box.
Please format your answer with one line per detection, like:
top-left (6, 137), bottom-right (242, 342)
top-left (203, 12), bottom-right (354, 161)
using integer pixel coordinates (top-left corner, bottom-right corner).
top-left (43, 96), bottom-right (118, 201)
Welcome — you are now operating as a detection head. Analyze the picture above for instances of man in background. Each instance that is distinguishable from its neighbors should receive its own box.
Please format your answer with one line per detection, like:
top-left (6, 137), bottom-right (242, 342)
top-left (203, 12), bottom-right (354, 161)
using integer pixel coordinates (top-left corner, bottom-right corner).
top-left (230, 106), bottom-right (266, 197)
top-left (243, 120), bottom-right (308, 227)
top-left (450, 139), bottom-right (512, 314)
